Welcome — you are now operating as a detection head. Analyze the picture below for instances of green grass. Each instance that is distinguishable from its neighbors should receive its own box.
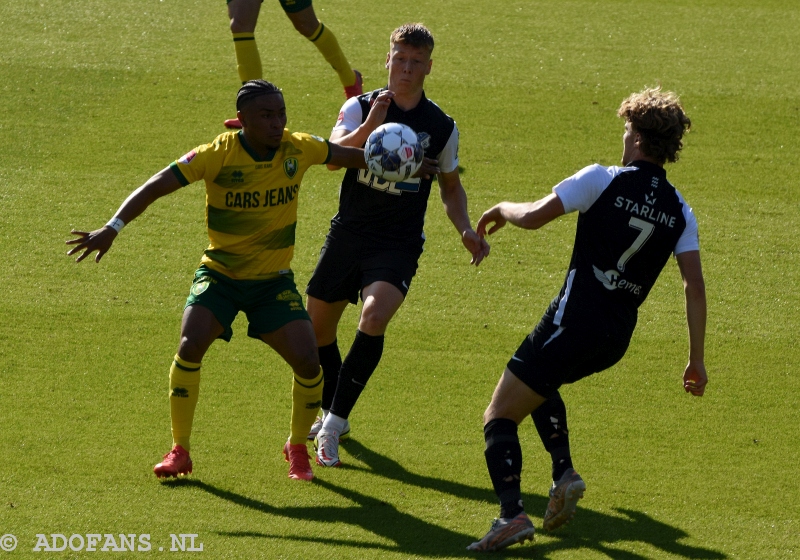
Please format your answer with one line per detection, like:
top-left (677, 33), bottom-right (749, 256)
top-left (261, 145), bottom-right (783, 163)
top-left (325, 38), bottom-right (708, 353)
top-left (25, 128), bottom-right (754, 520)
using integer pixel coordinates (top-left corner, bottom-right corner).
top-left (2, 0), bottom-right (799, 558)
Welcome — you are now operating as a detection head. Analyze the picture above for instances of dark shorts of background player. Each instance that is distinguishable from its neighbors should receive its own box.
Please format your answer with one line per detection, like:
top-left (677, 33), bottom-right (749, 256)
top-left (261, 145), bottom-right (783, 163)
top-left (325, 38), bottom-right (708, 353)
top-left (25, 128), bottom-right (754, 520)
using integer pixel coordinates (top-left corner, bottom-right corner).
top-left (306, 228), bottom-right (422, 305)
top-left (185, 265), bottom-right (310, 342)
top-left (279, 0), bottom-right (312, 13)
top-left (506, 313), bottom-right (632, 399)
top-left (225, 0), bottom-right (312, 14)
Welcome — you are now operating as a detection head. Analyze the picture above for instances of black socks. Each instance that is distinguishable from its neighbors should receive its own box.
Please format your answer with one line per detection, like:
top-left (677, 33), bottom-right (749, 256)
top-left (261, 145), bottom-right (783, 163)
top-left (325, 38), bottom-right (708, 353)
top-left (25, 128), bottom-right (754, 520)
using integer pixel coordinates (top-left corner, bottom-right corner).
top-left (318, 340), bottom-right (343, 410)
top-left (532, 391), bottom-right (574, 481)
top-left (484, 418), bottom-right (524, 519)
top-left (329, 330), bottom-right (384, 419)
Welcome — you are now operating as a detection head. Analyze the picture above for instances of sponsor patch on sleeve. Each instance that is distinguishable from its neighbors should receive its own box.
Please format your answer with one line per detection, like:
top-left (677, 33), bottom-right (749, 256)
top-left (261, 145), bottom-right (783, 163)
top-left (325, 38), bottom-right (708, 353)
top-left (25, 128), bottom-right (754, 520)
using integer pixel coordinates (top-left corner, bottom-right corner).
top-left (178, 150), bottom-right (197, 164)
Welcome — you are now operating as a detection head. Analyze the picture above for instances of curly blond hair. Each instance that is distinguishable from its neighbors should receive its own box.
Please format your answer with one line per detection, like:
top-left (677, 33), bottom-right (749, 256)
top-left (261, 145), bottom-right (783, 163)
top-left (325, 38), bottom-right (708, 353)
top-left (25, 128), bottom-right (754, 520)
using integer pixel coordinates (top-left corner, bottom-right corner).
top-left (618, 87), bottom-right (691, 164)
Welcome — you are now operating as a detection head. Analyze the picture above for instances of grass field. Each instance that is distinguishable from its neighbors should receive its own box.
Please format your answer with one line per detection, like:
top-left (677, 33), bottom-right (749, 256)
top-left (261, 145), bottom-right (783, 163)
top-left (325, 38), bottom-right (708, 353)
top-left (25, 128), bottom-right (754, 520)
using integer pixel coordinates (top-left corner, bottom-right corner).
top-left (1, 0), bottom-right (799, 558)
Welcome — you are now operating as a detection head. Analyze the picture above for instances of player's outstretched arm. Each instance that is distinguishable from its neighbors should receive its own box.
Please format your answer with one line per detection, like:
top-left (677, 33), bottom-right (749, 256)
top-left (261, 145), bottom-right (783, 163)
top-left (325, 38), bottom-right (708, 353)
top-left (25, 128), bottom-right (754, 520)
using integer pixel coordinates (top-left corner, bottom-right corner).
top-left (676, 249), bottom-right (707, 396)
top-left (327, 144), bottom-right (367, 171)
top-left (476, 194), bottom-right (565, 237)
top-left (438, 169), bottom-right (489, 266)
top-left (66, 167), bottom-right (183, 263)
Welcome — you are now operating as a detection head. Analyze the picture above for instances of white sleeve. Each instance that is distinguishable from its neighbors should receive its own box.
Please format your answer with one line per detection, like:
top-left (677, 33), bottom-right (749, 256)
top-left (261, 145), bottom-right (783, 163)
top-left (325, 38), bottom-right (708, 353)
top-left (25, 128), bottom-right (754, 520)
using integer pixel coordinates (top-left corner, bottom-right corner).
top-left (332, 96), bottom-right (363, 133)
top-left (553, 164), bottom-right (628, 213)
top-left (435, 123), bottom-right (460, 174)
top-left (673, 192), bottom-right (700, 255)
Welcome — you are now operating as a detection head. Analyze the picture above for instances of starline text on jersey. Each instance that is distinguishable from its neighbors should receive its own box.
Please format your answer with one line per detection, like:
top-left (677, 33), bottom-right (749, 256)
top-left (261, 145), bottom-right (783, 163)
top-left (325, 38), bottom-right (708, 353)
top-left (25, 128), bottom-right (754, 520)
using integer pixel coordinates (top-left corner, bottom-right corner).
top-left (614, 196), bottom-right (676, 228)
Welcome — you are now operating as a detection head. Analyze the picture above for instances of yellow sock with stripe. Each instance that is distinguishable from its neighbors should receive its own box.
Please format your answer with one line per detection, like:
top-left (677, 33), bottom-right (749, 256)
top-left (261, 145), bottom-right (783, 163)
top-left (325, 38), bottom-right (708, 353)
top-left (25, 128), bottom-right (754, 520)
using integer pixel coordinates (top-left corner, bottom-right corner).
top-left (169, 355), bottom-right (201, 452)
top-left (308, 22), bottom-right (355, 87)
top-left (289, 370), bottom-right (323, 445)
top-left (233, 32), bottom-right (262, 83)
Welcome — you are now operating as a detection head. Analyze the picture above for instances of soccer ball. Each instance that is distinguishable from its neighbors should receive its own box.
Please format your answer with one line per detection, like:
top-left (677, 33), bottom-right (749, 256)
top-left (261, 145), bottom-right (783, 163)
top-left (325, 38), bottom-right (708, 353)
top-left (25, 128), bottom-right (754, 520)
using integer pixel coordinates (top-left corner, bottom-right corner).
top-left (364, 123), bottom-right (423, 182)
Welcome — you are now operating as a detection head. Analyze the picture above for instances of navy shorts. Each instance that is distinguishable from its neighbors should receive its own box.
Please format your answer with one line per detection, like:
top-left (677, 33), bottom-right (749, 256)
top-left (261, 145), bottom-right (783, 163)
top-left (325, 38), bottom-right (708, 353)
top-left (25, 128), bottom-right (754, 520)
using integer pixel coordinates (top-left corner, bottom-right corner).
top-left (506, 314), bottom-right (632, 399)
top-left (306, 228), bottom-right (422, 304)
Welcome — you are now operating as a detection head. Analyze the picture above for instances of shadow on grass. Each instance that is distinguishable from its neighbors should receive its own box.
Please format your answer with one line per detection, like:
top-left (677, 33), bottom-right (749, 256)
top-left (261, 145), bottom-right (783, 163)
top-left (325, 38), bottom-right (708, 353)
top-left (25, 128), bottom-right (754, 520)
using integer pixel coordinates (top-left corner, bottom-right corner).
top-left (341, 438), bottom-right (498, 503)
top-left (161, 439), bottom-right (726, 559)
top-left (166, 476), bottom-right (476, 555)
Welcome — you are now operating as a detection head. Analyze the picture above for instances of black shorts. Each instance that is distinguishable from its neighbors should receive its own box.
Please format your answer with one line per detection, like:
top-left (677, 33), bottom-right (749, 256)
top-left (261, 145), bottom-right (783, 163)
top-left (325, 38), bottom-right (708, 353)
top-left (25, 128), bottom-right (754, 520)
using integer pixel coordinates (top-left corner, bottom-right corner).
top-left (306, 228), bottom-right (422, 304)
top-left (506, 314), bottom-right (632, 399)
top-left (279, 0), bottom-right (312, 13)
top-left (226, 0), bottom-right (312, 13)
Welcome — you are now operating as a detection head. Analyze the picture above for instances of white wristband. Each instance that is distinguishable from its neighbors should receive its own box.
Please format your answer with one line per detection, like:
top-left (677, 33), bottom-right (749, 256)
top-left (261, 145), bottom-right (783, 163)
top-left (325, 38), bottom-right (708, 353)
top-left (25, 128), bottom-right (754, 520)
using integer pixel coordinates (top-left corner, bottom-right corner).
top-left (105, 218), bottom-right (125, 233)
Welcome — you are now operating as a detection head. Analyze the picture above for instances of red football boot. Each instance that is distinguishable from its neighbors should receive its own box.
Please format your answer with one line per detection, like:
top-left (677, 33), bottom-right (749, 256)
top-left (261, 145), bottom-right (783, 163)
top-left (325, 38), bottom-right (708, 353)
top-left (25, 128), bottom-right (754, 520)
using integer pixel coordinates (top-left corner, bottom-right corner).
top-left (153, 445), bottom-right (193, 478)
top-left (283, 441), bottom-right (314, 481)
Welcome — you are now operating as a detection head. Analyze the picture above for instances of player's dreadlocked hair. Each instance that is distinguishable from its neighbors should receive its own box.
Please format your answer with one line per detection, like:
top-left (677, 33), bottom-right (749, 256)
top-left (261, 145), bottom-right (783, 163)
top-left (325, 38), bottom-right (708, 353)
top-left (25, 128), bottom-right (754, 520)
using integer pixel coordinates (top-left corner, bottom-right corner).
top-left (236, 79), bottom-right (282, 111)
top-left (390, 23), bottom-right (434, 54)
top-left (618, 87), bottom-right (691, 164)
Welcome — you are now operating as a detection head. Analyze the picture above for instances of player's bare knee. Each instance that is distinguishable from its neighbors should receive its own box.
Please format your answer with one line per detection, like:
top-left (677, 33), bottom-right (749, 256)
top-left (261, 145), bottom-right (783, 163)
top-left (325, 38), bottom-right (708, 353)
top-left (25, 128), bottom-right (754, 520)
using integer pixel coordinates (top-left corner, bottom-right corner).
top-left (311, 322), bottom-right (337, 347)
top-left (358, 312), bottom-right (390, 336)
top-left (293, 350), bottom-right (321, 380)
top-left (229, 17), bottom-right (256, 34)
top-left (286, 8), bottom-right (319, 37)
top-left (227, 0), bottom-right (260, 32)
top-left (483, 397), bottom-right (519, 425)
top-left (290, 18), bottom-right (318, 37)
top-left (177, 337), bottom-right (206, 363)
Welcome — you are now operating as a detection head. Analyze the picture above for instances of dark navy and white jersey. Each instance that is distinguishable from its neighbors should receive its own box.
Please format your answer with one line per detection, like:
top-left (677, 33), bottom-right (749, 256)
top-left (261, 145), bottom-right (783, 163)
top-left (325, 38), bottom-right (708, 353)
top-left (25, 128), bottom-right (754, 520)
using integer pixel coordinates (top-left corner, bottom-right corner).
top-left (547, 160), bottom-right (699, 331)
top-left (329, 88), bottom-right (458, 250)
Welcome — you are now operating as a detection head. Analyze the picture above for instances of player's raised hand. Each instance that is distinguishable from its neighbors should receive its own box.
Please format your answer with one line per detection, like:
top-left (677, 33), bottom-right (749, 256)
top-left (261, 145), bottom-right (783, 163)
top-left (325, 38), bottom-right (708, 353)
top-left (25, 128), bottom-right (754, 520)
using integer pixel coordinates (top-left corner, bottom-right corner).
top-left (364, 89), bottom-right (394, 130)
top-left (476, 204), bottom-right (507, 237)
top-left (683, 360), bottom-right (707, 396)
top-left (66, 227), bottom-right (118, 263)
top-left (462, 229), bottom-right (490, 266)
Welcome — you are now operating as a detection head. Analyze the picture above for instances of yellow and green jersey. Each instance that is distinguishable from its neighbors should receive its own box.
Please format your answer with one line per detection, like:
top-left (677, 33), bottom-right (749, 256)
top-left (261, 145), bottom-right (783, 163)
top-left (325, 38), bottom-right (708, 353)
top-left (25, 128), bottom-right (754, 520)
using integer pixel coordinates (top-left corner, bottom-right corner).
top-left (170, 130), bottom-right (331, 280)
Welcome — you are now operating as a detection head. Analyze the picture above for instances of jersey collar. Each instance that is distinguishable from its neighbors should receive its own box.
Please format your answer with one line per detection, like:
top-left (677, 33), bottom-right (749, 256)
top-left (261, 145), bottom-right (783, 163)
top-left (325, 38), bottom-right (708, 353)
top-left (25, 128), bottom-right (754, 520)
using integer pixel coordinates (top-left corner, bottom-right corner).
top-left (383, 87), bottom-right (427, 114)
top-left (238, 130), bottom-right (277, 162)
top-left (628, 159), bottom-right (667, 176)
